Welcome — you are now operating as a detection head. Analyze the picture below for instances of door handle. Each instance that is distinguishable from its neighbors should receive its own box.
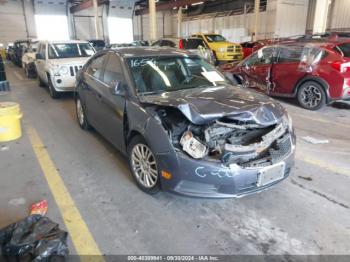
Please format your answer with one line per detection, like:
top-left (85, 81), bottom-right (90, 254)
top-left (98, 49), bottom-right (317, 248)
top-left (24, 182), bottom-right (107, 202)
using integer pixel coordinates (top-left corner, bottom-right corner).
top-left (96, 93), bottom-right (103, 101)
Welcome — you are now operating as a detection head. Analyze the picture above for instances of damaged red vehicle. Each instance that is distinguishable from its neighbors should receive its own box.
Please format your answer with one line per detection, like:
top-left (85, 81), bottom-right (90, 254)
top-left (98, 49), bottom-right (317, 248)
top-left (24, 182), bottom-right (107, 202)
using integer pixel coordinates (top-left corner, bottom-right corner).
top-left (223, 40), bottom-right (350, 110)
top-left (241, 41), bottom-right (266, 58)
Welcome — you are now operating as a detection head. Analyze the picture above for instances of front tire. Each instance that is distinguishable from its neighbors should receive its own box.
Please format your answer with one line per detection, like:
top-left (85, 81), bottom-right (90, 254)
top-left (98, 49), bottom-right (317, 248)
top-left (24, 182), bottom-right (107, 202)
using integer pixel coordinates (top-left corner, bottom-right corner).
top-left (127, 136), bottom-right (160, 195)
top-left (38, 75), bottom-right (46, 87)
top-left (48, 75), bottom-right (59, 99)
top-left (76, 97), bottom-right (91, 130)
top-left (297, 81), bottom-right (326, 110)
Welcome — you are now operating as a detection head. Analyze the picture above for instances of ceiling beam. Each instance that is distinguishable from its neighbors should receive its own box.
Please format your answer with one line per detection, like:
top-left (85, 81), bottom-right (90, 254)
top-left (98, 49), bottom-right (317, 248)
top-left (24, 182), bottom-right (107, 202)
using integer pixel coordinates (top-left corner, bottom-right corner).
top-left (70, 0), bottom-right (107, 14)
top-left (135, 0), bottom-right (209, 16)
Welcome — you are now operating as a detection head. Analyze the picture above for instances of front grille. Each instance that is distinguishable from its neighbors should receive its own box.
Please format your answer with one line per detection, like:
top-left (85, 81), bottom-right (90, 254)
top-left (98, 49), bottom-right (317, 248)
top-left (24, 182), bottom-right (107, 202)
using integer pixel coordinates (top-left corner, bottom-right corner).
top-left (69, 65), bottom-right (83, 76)
top-left (227, 45), bottom-right (242, 53)
top-left (240, 134), bottom-right (292, 168)
top-left (269, 134), bottom-right (292, 164)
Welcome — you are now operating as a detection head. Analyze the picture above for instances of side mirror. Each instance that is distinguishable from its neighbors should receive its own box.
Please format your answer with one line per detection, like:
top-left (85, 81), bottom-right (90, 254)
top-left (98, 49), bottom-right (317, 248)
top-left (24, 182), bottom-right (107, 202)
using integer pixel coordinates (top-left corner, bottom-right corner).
top-left (110, 80), bottom-right (125, 96)
top-left (36, 53), bottom-right (43, 60)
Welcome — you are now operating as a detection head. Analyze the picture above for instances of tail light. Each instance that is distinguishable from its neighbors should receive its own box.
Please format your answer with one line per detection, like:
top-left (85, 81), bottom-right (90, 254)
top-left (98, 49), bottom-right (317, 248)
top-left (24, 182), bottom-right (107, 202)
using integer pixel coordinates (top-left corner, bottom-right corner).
top-left (178, 39), bottom-right (183, 49)
top-left (331, 61), bottom-right (350, 73)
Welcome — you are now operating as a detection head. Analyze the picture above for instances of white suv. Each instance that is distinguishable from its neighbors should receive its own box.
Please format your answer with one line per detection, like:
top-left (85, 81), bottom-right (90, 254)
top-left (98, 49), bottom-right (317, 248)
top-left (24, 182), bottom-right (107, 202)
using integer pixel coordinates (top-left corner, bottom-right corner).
top-left (35, 40), bottom-right (95, 98)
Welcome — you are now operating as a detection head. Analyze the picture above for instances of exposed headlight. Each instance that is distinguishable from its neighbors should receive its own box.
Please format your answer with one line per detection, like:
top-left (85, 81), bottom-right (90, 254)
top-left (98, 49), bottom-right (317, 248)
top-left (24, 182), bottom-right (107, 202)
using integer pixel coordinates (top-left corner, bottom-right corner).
top-left (282, 112), bottom-right (293, 132)
top-left (59, 66), bottom-right (69, 75)
top-left (218, 47), bottom-right (226, 52)
top-left (180, 131), bottom-right (208, 159)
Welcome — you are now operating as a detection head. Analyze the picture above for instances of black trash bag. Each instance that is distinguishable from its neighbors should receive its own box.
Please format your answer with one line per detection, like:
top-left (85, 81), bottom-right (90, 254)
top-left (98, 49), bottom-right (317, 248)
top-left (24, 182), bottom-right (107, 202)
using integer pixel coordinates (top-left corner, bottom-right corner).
top-left (0, 215), bottom-right (69, 261)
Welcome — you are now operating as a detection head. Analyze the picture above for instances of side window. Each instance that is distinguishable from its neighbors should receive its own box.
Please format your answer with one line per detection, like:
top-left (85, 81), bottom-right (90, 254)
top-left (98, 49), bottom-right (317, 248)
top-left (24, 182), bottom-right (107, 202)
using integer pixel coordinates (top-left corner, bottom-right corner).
top-left (244, 48), bottom-right (273, 66)
top-left (277, 47), bottom-right (303, 63)
top-left (86, 53), bottom-right (107, 79)
top-left (102, 53), bottom-right (124, 87)
top-left (38, 44), bottom-right (46, 59)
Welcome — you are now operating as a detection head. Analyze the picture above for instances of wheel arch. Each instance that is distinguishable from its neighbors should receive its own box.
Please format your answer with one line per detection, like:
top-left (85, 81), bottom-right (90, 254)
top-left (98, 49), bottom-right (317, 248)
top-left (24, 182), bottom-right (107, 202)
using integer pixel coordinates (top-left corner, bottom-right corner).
top-left (294, 76), bottom-right (331, 103)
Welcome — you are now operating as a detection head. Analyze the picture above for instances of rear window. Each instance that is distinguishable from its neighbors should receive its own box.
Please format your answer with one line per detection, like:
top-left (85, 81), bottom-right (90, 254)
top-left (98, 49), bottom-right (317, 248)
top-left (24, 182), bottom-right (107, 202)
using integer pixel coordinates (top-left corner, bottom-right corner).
top-left (335, 43), bottom-right (350, 57)
top-left (182, 39), bottom-right (207, 49)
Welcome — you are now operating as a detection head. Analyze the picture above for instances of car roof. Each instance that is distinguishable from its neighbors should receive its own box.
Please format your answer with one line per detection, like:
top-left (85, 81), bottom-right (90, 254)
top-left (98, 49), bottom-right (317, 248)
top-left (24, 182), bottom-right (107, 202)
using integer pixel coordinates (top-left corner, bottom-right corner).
top-left (39, 40), bottom-right (89, 44)
top-left (268, 39), bottom-right (350, 49)
top-left (110, 47), bottom-right (197, 58)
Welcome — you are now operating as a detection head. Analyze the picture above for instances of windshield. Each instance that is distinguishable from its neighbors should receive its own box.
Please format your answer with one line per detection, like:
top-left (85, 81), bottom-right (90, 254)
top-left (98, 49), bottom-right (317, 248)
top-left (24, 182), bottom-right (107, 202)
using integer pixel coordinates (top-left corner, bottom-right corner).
top-left (48, 43), bottom-right (95, 59)
top-left (127, 56), bottom-right (229, 95)
top-left (205, 34), bottom-right (226, 42)
top-left (30, 42), bottom-right (39, 52)
top-left (15, 42), bottom-right (29, 48)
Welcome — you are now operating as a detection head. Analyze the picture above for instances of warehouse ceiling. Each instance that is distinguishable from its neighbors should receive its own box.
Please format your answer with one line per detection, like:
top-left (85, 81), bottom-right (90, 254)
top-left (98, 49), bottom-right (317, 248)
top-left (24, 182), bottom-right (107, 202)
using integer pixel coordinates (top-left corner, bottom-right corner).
top-left (67, 0), bottom-right (267, 15)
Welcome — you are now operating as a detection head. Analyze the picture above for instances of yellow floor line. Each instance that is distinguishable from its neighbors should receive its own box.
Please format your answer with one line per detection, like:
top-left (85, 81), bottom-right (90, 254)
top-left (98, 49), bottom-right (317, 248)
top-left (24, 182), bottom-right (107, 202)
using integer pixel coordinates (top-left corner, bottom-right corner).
top-left (27, 126), bottom-right (104, 259)
top-left (296, 154), bottom-right (350, 177)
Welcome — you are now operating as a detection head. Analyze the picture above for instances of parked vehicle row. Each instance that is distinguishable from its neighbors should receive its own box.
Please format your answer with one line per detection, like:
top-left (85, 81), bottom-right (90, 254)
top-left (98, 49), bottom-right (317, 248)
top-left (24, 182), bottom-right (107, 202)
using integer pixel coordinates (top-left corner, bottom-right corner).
top-left (35, 40), bottom-right (96, 98)
top-left (222, 39), bottom-right (350, 110)
top-left (151, 37), bottom-right (216, 65)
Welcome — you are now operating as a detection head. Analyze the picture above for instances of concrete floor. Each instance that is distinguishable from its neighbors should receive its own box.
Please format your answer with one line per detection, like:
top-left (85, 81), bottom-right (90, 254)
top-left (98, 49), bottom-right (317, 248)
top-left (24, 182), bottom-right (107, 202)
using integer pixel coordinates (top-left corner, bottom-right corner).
top-left (1, 62), bottom-right (350, 255)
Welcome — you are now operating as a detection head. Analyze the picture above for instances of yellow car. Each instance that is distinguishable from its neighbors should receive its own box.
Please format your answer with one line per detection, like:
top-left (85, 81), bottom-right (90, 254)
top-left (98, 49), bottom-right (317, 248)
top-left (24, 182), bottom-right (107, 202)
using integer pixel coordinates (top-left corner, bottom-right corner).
top-left (191, 33), bottom-right (243, 62)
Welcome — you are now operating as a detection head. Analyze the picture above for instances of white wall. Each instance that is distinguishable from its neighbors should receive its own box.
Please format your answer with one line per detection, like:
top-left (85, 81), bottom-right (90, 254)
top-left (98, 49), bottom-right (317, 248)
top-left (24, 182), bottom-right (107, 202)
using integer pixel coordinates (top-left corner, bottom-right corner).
top-left (0, 0), bottom-right (36, 46)
top-left (274, 0), bottom-right (309, 37)
top-left (328, 0), bottom-right (350, 31)
top-left (73, 7), bottom-right (104, 40)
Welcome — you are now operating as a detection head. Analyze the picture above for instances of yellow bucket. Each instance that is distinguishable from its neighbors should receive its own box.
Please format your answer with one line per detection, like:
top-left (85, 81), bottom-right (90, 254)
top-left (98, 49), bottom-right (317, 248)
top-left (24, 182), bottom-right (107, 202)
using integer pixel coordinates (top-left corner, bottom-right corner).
top-left (0, 102), bottom-right (23, 142)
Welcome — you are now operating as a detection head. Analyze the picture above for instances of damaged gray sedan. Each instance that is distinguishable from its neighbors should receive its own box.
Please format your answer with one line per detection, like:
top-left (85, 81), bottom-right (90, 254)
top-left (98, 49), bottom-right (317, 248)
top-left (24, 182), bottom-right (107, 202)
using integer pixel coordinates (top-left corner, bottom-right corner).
top-left (75, 47), bottom-right (295, 198)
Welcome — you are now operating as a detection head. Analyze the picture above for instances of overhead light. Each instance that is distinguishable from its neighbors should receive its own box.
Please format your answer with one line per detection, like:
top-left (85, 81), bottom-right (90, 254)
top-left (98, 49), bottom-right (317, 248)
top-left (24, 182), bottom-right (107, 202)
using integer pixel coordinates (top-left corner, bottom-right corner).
top-left (191, 1), bottom-right (204, 6)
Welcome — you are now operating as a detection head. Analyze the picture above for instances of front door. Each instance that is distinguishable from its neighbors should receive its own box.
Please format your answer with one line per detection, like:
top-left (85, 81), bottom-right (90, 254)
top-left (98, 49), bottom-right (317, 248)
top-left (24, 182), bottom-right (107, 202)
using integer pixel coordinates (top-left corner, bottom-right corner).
top-left (83, 52), bottom-right (109, 128)
top-left (96, 52), bottom-right (127, 152)
top-left (270, 46), bottom-right (307, 95)
top-left (239, 47), bottom-right (275, 93)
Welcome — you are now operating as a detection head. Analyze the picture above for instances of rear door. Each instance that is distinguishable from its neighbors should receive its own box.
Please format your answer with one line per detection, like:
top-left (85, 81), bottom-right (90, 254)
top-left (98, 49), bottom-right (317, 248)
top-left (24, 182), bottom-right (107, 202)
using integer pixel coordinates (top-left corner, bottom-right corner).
top-left (271, 46), bottom-right (306, 95)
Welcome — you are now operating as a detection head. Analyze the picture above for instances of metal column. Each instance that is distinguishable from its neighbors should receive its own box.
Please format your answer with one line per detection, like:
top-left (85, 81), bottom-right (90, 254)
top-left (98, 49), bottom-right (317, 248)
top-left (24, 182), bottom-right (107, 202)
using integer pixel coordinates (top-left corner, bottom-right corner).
top-left (149, 0), bottom-right (157, 41)
top-left (177, 7), bottom-right (182, 38)
top-left (313, 0), bottom-right (330, 34)
top-left (93, 0), bottom-right (101, 39)
top-left (253, 0), bottom-right (260, 41)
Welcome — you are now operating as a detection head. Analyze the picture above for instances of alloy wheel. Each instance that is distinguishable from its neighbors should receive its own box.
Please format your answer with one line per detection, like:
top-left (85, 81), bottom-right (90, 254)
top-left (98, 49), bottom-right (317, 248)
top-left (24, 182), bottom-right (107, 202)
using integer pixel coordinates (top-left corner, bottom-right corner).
top-left (76, 99), bottom-right (85, 126)
top-left (300, 85), bottom-right (322, 108)
top-left (131, 144), bottom-right (158, 188)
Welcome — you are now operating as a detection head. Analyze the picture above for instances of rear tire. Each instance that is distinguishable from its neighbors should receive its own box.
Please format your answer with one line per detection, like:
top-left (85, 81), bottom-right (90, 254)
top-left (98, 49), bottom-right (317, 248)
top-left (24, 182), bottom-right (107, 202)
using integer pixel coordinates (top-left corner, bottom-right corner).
top-left (297, 81), bottom-right (326, 110)
top-left (127, 135), bottom-right (160, 195)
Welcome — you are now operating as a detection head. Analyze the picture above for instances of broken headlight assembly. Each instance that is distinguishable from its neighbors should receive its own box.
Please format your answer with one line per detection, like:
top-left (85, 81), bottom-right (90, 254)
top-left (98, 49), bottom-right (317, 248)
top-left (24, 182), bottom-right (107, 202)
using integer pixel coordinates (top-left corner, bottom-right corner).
top-left (282, 111), bottom-right (293, 132)
top-left (180, 130), bottom-right (208, 159)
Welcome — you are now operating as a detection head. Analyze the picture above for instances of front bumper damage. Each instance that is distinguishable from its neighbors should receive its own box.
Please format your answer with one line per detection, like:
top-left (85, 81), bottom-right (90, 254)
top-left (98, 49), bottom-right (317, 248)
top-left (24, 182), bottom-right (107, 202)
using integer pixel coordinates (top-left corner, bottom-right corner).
top-left (150, 110), bottom-right (295, 198)
top-left (156, 133), bottom-right (295, 198)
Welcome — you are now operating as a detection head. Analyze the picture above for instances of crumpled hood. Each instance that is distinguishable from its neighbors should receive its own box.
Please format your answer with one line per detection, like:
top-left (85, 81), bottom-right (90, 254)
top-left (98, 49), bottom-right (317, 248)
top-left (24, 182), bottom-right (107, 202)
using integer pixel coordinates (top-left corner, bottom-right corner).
top-left (139, 85), bottom-right (286, 125)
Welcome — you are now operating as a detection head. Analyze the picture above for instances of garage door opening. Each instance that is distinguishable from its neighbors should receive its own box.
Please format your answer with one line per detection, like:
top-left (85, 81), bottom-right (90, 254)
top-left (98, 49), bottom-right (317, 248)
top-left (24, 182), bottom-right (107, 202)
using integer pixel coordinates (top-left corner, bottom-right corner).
top-left (35, 15), bottom-right (70, 41)
top-left (108, 17), bottom-right (133, 44)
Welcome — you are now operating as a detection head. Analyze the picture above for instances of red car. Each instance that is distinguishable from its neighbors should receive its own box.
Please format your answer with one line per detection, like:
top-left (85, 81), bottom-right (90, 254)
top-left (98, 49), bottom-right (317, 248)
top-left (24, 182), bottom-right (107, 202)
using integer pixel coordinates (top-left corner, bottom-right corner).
top-left (223, 40), bottom-right (350, 110)
top-left (240, 41), bottom-right (266, 58)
